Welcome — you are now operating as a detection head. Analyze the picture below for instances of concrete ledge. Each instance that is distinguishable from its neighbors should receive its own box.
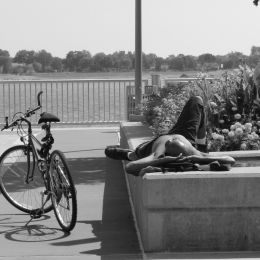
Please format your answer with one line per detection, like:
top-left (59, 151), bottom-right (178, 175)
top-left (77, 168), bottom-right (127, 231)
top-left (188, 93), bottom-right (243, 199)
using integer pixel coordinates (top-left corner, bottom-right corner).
top-left (120, 122), bottom-right (260, 252)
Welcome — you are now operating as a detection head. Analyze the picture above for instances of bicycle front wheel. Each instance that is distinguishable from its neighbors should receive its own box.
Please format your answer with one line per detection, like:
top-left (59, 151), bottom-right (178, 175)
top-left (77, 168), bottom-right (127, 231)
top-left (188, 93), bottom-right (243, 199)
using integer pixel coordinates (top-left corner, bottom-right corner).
top-left (49, 150), bottom-right (77, 232)
top-left (0, 145), bottom-right (53, 214)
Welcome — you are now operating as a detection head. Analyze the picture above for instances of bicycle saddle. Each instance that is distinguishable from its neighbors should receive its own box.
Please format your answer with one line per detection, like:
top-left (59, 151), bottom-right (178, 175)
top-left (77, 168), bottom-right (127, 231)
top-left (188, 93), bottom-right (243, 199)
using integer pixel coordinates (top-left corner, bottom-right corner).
top-left (38, 112), bottom-right (60, 124)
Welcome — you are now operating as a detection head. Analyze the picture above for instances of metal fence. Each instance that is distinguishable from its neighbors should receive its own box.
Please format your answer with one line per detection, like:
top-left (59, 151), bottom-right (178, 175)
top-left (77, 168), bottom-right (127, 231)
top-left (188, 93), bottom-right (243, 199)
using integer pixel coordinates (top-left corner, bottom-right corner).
top-left (164, 77), bottom-right (216, 85)
top-left (0, 79), bottom-right (148, 124)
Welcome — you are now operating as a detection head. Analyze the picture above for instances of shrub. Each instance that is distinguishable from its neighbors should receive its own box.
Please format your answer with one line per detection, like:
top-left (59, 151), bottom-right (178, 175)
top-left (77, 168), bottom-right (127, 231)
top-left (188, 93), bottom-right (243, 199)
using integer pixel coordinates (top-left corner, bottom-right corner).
top-left (33, 61), bottom-right (42, 72)
top-left (142, 83), bottom-right (191, 136)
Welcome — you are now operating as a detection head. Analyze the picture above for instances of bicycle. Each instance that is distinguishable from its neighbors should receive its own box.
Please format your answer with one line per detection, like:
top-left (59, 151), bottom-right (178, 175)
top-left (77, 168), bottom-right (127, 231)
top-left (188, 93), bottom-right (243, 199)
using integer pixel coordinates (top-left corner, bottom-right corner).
top-left (0, 91), bottom-right (77, 232)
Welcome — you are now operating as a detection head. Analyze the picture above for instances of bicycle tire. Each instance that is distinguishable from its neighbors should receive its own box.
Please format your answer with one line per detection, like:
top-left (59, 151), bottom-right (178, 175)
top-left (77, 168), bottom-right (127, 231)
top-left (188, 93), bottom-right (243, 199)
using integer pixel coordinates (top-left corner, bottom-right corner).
top-left (49, 150), bottom-right (77, 232)
top-left (0, 145), bottom-right (53, 214)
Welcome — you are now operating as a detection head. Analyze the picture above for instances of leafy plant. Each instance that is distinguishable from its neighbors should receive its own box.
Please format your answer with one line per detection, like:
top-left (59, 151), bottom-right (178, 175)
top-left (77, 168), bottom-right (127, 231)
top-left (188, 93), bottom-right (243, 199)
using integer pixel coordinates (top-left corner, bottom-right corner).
top-left (142, 64), bottom-right (260, 151)
top-left (142, 83), bottom-right (191, 136)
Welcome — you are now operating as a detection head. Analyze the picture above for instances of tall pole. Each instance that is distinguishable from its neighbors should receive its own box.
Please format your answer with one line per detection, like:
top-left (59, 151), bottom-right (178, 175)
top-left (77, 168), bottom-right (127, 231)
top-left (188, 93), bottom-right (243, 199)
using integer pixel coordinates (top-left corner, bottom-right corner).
top-left (135, 0), bottom-right (142, 113)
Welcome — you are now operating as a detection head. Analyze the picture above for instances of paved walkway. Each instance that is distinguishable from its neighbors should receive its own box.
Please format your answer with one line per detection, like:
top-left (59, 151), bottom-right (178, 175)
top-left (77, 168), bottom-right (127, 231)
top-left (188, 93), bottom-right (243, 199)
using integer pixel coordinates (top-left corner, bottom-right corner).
top-left (0, 127), bottom-right (142, 259)
top-left (1, 127), bottom-right (260, 259)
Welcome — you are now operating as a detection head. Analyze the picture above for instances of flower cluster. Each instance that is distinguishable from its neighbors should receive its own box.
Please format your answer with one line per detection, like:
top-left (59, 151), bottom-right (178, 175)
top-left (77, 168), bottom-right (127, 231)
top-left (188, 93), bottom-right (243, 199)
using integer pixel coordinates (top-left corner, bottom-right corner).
top-left (208, 120), bottom-right (260, 151)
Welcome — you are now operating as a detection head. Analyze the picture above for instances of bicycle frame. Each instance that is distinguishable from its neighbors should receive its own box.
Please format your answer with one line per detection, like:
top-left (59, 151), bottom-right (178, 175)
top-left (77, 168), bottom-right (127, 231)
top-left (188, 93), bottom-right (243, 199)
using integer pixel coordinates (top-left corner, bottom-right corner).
top-left (19, 117), bottom-right (52, 185)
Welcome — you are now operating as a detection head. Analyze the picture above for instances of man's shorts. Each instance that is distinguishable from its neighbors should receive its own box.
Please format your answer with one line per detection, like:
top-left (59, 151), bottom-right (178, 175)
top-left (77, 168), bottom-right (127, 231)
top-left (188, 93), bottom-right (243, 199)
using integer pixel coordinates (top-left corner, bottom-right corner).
top-left (135, 96), bottom-right (206, 159)
top-left (135, 137), bottom-right (159, 159)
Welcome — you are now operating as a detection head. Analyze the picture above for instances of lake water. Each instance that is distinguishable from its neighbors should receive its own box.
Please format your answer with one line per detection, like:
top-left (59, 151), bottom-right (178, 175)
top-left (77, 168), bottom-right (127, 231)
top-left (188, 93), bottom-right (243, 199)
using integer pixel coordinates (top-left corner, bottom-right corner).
top-left (0, 80), bottom-right (136, 123)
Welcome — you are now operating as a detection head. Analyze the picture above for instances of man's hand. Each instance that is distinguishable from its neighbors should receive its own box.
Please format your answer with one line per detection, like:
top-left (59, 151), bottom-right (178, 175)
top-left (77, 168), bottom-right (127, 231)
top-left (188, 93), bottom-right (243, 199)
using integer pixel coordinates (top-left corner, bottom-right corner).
top-left (139, 166), bottom-right (162, 177)
top-left (163, 153), bottom-right (191, 163)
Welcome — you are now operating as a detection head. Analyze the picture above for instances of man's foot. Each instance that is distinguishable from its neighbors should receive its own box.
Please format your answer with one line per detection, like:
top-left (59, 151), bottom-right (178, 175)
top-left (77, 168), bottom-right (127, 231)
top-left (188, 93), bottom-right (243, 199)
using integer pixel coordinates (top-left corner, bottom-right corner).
top-left (105, 146), bottom-right (133, 161)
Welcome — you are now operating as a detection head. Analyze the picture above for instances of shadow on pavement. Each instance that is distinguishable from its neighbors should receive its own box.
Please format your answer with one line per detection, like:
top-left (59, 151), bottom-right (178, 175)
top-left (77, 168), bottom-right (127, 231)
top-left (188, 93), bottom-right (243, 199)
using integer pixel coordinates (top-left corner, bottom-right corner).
top-left (0, 214), bottom-right (69, 242)
top-left (52, 157), bottom-right (142, 258)
top-left (66, 157), bottom-right (106, 185)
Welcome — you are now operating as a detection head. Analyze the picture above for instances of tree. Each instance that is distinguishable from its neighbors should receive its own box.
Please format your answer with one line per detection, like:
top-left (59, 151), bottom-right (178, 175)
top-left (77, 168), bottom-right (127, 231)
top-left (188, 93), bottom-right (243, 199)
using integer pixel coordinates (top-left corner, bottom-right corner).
top-left (0, 56), bottom-right (12, 73)
top-left (0, 49), bottom-right (11, 73)
top-left (79, 57), bottom-right (92, 71)
top-left (33, 62), bottom-right (42, 72)
top-left (102, 55), bottom-right (114, 70)
top-left (119, 56), bottom-right (132, 70)
top-left (111, 51), bottom-right (127, 70)
top-left (183, 55), bottom-right (197, 70)
top-left (155, 57), bottom-right (164, 71)
top-left (198, 53), bottom-right (216, 64)
top-left (167, 55), bottom-right (185, 71)
top-left (13, 50), bottom-right (35, 64)
top-left (251, 46), bottom-right (260, 56)
top-left (143, 53), bottom-right (157, 70)
top-left (0, 49), bottom-right (10, 57)
top-left (225, 52), bottom-right (246, 69)
top-left (91, 52), bottom-right (107, 71)
top-left (65, 50), bottom-right (92, 72)
top-left (51, 57), bottom-right (63, 72)
top-left (35, 50), bottom-right (53, 72)
top-left (127, 51), bottom-right (135, 70)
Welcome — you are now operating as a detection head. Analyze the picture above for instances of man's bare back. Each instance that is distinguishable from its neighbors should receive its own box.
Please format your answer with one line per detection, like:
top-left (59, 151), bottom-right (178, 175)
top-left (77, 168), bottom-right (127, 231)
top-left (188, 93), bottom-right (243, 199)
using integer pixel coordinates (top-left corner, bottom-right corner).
top-left (151, 134), bottom-right (202, 158)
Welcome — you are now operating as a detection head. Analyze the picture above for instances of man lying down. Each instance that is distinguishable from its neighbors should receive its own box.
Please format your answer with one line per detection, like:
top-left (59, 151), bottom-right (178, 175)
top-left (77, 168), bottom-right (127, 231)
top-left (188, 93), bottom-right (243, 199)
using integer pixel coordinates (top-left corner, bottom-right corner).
top-left (105, 96), bottom-right (235, 177)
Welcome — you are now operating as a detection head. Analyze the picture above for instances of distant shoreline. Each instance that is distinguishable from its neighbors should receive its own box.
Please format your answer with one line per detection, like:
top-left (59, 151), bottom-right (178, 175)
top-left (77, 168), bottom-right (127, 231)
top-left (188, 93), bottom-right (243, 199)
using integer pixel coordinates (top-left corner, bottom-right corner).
top-left (0, 70), bottom-right (223, 81)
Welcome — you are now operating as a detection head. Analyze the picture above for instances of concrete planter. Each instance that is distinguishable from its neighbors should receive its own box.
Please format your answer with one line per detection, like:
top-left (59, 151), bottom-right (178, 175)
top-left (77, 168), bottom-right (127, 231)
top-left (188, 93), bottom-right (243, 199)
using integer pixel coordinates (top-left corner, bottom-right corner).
top-left (128, 114), bottom-right (145, 122)
top-left (120, 122), bottom-right (260, 252)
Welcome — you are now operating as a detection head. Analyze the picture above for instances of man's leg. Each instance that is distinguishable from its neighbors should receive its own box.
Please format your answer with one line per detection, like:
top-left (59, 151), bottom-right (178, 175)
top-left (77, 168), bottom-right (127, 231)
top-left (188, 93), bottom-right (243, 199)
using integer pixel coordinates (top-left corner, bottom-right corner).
top-left (105, 146), bottom-right (135, 161)
top-left (196, 108), bottom-right (207, 152)
top-left (168, 96), bottom-right (206, 148)
top-left (105, 137), bottom-right (157, 161)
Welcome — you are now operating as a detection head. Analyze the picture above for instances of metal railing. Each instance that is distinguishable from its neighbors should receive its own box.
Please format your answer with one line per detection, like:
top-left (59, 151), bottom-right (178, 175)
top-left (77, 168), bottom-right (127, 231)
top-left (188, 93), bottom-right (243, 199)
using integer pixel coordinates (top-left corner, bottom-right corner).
top-left (164, 77), bottom-right (216, 85)
top-left (127, 85), bottom-right (159, 117)
top-left (0, 79), bottom-right (148, 124)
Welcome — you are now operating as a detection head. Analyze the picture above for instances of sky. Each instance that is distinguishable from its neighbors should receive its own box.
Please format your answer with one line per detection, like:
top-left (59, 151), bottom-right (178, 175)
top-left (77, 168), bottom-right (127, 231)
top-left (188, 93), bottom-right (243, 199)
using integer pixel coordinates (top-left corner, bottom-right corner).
top-left (0, 0), bottom-right (259, 59)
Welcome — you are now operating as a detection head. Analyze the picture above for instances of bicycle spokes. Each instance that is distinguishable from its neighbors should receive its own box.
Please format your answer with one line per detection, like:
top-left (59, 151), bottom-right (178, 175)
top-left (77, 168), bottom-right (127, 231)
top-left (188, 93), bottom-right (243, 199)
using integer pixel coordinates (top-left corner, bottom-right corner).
top-left (49, 150), bottom-right (77, 232)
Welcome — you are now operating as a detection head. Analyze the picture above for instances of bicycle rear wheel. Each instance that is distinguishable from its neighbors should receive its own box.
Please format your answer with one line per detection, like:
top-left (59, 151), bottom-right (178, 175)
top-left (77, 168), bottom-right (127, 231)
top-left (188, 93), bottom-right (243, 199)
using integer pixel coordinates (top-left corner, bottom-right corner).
top-left (49, 150), bottom-right (77, 232)
top-left (0, 145), bottom-right (53, 214)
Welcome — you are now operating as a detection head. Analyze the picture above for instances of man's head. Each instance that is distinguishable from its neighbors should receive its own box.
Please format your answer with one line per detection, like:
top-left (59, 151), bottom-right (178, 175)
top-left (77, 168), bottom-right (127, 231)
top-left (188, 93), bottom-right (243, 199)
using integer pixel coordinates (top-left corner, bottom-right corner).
top-left (165, 138), bottom-right (190, 157)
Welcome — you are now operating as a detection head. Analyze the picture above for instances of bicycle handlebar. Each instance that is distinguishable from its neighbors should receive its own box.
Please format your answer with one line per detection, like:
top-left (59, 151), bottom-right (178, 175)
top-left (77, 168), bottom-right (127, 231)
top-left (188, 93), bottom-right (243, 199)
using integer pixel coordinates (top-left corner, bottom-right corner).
top-left (1, 91), bottom-right (43, 131)
top-left (1, 117), bottom-right (18, 131)
top-left (37, 91), bottom-right (43, 107)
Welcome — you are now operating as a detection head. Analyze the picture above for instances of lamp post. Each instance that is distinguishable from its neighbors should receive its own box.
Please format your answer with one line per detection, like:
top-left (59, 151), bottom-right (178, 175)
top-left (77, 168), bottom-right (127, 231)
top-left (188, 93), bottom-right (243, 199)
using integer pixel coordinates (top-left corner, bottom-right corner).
top-left (135, 0), bottom-right (142, 114)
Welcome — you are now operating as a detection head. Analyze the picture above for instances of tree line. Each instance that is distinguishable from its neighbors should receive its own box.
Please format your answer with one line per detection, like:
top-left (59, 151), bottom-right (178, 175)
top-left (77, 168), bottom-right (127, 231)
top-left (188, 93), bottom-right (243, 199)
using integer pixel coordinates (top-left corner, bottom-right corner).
top-left (0, 47), bottom-right (260, 74)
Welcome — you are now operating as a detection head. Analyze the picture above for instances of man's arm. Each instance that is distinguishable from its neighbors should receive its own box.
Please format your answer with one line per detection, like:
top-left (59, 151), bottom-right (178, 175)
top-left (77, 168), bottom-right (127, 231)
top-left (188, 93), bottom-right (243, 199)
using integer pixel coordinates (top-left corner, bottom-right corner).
top-left (187, 154), bottom-right (235, 165)
top-left (125, 153), bottom-right (182, 175)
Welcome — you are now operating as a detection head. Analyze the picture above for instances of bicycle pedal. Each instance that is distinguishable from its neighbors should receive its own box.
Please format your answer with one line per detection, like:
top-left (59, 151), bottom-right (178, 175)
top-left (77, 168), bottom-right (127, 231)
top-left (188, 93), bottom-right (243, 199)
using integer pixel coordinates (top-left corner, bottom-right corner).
top-left (30, 212), bottom-right (43, 219)
top-left (31, 214), bottom-right (41, 219)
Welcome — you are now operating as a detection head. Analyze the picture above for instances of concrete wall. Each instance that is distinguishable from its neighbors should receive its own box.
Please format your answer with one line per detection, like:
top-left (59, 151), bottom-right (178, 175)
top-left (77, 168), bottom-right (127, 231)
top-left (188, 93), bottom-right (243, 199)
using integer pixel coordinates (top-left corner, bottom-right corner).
top-left (120, 122), bottom-right (260, 252)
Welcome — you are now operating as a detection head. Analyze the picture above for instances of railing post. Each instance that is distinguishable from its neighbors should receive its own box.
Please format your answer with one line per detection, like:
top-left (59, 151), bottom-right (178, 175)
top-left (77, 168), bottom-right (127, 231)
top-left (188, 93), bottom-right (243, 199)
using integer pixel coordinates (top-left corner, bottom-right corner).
top-left (125, 84), bottom-right (129, 121)
top-left (135, 0), bottom-right (142, 114)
